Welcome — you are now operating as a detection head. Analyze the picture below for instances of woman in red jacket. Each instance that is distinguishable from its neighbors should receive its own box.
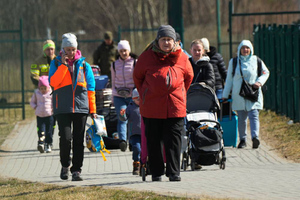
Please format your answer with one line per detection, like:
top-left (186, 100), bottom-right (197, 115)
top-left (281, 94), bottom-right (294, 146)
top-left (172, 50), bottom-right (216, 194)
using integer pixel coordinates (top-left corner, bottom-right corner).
top-left (133, 25), bottom-right (193, 182)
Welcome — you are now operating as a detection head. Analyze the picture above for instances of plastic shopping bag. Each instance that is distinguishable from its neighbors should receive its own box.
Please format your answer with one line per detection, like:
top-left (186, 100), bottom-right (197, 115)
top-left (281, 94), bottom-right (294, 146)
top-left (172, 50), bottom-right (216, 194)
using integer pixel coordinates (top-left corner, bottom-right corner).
top-left (94, 115), bottom-right (108, 137)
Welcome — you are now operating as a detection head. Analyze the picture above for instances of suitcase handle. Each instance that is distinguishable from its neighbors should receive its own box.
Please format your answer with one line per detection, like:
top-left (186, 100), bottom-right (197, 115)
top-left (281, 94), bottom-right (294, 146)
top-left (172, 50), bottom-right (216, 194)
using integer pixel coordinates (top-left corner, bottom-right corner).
top-left (220, 99), bottom-right (232, 121)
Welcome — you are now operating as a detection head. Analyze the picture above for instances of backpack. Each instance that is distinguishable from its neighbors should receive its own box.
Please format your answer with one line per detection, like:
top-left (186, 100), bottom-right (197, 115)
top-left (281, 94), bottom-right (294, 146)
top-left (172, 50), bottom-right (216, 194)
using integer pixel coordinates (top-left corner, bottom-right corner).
top-left (232, 56), bottom-right (267, 92)
top-left (86, 117), bottom-right (111, 161)
top-left (232, 56), bottom-right (262, 78)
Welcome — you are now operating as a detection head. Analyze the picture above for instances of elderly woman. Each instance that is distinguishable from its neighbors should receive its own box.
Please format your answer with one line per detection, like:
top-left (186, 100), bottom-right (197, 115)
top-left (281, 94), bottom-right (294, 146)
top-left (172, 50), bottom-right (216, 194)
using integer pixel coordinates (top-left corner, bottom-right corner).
top-left (49, 33), bottom-right (96, 181)
top-left (133, 25), bottom-right (194, 182)
top-left (222, 40), bottom-right (269, 149)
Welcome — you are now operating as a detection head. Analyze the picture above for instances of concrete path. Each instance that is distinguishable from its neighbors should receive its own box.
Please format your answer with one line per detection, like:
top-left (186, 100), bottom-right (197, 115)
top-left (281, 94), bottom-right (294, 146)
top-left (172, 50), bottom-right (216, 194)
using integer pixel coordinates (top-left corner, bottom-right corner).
top-left (0, 118), bottom-right (300, 200)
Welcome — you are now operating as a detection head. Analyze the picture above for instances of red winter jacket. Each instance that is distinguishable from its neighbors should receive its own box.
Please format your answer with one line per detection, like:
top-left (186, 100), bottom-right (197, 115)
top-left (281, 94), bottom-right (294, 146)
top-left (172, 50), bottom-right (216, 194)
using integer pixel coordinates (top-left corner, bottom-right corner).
top-left (133, 48), bottom-right (194, 119)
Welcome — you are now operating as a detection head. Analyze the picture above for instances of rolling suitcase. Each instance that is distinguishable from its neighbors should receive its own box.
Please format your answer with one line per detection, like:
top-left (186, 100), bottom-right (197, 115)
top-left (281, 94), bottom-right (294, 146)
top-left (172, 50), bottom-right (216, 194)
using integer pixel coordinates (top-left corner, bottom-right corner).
top-left (219, 100), bottom-right (238, 147)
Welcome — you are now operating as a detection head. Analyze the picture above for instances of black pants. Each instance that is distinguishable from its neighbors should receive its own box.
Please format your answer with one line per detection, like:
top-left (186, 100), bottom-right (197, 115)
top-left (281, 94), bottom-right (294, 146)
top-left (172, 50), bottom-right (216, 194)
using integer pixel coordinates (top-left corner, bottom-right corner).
top-left (143, 117), bottom-right (184, 177)
top-left (37, 116), bottom-right (54, 144)
top-left (56, 113), bottom-right (88, 173)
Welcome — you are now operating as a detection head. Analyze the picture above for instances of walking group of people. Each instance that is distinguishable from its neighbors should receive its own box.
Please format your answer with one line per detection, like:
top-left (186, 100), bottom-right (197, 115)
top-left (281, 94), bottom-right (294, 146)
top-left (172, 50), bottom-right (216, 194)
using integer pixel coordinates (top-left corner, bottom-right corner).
top-left (29, 24), bottom-right (269, 182)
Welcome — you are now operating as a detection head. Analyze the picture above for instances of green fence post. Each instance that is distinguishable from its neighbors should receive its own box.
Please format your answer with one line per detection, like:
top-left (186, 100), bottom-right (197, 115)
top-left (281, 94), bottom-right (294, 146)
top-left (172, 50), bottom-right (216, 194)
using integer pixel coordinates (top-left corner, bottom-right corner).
top-left (216, 0), bottom-right (221, 53)
top-left (275, 25), bottom-right (282, 114)
top-left (20, 19), bottom-right (25, 120)
top-left (228, 1), bottom-right (233, 59)
top-left (269, 24), bottom-right (277, 110)
top-left (118, 25), bottom-right (121, 42)
top-left (286, 25), bottom-right (294, 119)
top-left (293, 25), bottom-right (300, 122)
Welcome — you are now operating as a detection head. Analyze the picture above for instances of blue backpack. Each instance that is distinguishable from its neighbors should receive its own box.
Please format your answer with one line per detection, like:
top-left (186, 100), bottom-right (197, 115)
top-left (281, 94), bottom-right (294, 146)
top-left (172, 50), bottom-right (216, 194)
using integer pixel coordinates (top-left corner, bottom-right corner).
top-left (86, 118), bottom-right (110, 161)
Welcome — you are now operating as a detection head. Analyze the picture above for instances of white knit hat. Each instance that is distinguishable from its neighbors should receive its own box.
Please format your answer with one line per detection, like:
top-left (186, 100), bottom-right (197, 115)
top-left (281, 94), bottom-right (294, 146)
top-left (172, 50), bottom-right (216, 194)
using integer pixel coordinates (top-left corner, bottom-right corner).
top-left (132, 88), bottom-right (139, 99)
top-left (201, 38), bottom-right (210, 52)
top-left (61, 33), bottom-right (78, 49)
top-left (117, 40), bottom-right (131, 52)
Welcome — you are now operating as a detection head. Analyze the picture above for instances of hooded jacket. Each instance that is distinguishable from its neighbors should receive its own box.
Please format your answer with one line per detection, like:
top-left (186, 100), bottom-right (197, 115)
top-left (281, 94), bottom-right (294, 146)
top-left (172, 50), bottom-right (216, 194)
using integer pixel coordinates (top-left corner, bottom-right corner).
top-left (222, 40), bottom-right (270, 111)
top-left (119, 101), bottom-right (141, 136)
top-left (207, 46), bottom-right (227, 90)
top-left (189, 56), bottom-right (215, 89)
top-left (30, 88), bottom-right (53, 117)
top-left (133, 48), bottom-right (194, 119)
top-left (48, 50), bottom-right (96, 115)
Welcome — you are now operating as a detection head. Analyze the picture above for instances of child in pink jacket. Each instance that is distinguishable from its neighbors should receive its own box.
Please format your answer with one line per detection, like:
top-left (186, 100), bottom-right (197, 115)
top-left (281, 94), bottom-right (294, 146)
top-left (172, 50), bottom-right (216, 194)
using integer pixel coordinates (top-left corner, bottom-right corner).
top-left (30, 76), bottom-right (54, 153)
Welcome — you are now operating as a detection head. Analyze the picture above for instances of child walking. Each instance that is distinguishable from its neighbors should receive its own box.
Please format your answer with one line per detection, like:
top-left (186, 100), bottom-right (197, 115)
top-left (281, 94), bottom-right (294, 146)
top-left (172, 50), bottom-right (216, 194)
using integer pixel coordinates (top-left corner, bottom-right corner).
top-left (120, 88), bottom-right (141, 175)
top-left (30, 76), bottom-right (54, 153)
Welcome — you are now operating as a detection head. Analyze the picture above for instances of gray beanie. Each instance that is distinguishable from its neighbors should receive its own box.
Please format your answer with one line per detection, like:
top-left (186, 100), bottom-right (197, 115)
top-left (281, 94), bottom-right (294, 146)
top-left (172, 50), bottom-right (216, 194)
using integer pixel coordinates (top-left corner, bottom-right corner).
top-left (61, 33), bottom-right (78, 49)
top-left (156, 25), bottom-right (176, 41)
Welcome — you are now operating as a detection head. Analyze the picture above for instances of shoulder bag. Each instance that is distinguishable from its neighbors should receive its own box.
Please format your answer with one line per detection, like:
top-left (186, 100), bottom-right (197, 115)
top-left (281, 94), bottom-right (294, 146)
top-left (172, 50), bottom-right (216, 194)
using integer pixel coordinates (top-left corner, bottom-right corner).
top-left (238, 60), bottom-right (259, 102)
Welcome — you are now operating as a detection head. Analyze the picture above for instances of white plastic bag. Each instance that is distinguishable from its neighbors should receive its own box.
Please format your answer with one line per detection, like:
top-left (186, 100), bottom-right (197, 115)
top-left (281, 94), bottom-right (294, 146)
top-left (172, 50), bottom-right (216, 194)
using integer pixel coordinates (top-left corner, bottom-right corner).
top-left (94, 115), bottom-right (107, 137)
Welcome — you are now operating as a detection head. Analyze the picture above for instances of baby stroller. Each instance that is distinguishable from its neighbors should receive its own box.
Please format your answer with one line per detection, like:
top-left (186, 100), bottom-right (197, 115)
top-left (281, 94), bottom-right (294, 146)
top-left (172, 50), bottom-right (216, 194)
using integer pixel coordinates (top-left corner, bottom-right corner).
top-left (184, 83), bottom-right (226, 170)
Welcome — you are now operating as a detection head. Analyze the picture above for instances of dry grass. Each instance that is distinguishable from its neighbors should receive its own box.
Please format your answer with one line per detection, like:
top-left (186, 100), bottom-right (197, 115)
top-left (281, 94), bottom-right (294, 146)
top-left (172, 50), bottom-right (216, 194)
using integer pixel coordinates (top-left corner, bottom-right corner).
top-left (260, 110), bottom-right (300, 162)
top-left (0, 177), bottom-right (233, 200)
top-left (0, 105), bottom-right (35, 146)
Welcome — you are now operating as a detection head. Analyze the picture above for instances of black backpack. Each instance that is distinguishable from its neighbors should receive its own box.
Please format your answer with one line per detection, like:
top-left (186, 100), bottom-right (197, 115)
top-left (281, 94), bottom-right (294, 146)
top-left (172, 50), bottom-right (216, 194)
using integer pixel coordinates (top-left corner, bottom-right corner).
top-left (232, 56), bottom-right (262, 77)
top-left (232, 56), bottom-right (267, 92)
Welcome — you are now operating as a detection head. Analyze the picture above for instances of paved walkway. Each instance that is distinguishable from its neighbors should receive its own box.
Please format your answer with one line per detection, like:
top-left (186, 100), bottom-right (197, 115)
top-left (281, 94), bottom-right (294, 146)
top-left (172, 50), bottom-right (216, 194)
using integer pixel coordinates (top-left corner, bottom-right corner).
top-left (0, 118), bottom-right (300, 200)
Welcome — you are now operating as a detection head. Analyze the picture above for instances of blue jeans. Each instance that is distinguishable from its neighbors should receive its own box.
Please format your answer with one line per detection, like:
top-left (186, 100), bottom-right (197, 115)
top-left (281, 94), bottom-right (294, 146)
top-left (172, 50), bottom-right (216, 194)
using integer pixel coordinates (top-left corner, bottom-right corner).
top-left (130, 135), bottom-right (141, 162)
top-left (216, 88), bottom-right (223, 99)
top-left (113, 96), bottom-right (132, 141)
top-left (37, 115), bottom-right (54, 144)
top-left (237, 109), bottom-right (259, 141)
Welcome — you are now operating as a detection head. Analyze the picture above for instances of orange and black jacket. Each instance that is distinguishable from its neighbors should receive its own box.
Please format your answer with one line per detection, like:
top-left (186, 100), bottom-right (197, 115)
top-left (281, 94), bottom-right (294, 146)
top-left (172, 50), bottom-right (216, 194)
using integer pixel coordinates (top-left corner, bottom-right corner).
top-left (48, 56), bottom-right (96, 115)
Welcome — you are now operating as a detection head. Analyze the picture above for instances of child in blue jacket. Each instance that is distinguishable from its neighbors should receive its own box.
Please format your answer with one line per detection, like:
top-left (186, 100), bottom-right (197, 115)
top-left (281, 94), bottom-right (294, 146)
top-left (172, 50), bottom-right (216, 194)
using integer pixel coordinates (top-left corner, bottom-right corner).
top-left (120, 88), bottom-right (141, 175)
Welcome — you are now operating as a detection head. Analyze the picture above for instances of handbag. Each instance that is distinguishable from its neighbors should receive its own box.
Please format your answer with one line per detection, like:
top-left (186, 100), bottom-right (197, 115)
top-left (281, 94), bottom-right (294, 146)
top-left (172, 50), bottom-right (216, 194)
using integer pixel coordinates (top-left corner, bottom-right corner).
top-left (116, 87), bottom-right (131, 97)
top-left (239, 63), bottom-right (259, 102)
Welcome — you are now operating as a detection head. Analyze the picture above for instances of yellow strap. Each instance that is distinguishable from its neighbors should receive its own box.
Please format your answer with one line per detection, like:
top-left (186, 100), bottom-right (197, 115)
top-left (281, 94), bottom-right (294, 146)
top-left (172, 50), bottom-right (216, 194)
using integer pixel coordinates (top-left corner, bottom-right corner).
top-left (100, 150), bottom-right (107, 161)
top-left (104, 148), bottom-right (111, 154)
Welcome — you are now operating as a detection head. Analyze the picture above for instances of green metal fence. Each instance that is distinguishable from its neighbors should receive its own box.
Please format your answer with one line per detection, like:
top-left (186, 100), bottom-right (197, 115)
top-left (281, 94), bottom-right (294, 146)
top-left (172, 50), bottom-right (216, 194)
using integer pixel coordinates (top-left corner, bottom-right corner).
top-left (0, 19), bottom-right (25, 119)
top-left (253, 24), bottom-right (300, 122)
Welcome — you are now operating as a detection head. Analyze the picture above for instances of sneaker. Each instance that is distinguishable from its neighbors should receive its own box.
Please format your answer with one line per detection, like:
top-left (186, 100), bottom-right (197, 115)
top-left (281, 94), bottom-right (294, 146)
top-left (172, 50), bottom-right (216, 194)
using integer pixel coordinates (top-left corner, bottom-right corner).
top-left (238, 140), bottom-right (247, 149)
top-left (132, 161), bottom-right (140, 175)
top-left (119, 140), bottom-right (127, 152)
top-left (252, 138), bottom-right (260, 149)
top-left (195, 163), bottom-right (202, 170)
top-left (169, 174), bottom-right (181, 182)
top-left (45, 144), bottom-right (52, 153)
top-left (60, 167), bottom-right (69, 180)
top-left (37, 143), bottom-right (44, 153)
top-left (152, 175), bottom-right (162, 181)
top-left (72, 171), bottom-right (83, 181)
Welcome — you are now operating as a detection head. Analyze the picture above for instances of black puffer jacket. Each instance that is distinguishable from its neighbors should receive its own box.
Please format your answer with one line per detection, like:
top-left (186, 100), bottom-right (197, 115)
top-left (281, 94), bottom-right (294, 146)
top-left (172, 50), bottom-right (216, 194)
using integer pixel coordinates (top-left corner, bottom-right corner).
top-left (207, 46), bottom-right (227, 90)
top-left (189, 56), bottom-right (215, 89)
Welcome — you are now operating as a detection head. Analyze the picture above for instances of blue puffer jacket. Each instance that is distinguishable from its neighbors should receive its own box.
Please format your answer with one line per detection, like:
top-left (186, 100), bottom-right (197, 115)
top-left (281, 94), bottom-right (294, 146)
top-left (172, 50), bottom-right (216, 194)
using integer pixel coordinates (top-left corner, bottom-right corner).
top-left (222, 40), bottom-right (270, 111)
top-left (119, 101), bottom-right (141, 136)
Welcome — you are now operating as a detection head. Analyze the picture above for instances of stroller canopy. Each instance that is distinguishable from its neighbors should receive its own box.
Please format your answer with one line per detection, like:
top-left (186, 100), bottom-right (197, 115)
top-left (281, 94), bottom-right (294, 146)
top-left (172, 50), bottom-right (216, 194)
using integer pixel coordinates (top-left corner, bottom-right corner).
top-left (187, 83), bottom-right (220, 113)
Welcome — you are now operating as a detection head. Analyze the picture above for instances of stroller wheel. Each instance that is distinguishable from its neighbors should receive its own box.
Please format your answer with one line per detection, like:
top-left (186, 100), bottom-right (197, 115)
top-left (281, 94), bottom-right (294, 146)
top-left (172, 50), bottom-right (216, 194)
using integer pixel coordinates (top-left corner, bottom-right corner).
top-left (183, 160), bottom-right (187, 171)
top-left (181, 152), bottom-right (188, 170)
top-left (141, 168), bottom-right (146, 181)
top-left (220, 157), bottom-right (226, 170)
top-left (191, 160), bottom-right (195, 171)
top-left (141, 164), bottom-right (146, 181)
top-left (220, 161), bottom-right (226, 170)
